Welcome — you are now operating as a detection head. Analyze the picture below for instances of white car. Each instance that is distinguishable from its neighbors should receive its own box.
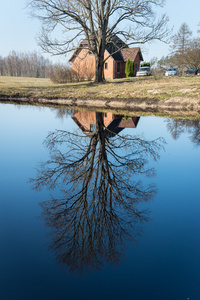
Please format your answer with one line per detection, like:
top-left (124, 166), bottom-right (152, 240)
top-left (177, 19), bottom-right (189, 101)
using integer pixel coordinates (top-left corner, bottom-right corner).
top-left (165, 68), bottom-right (178, 76)
top-left (136, 67), bottom-right (151, 77)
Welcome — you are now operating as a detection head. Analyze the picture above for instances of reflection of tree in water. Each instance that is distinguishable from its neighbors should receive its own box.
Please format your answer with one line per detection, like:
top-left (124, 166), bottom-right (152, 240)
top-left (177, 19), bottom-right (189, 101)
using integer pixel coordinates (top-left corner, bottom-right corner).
top-left (32, 113), bottom-right (165, 273)
top-left (166, 118), bottom-right (200, 146)
top-left (51, 108), bottom-right (74, 120)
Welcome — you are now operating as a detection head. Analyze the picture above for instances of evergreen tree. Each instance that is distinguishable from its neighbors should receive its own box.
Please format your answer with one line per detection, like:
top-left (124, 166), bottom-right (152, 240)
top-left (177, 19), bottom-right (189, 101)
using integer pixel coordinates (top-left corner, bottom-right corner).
top-left (125, 58), bottom-right (131, 77)
top-left (125, 58), bottom-right (135, 77)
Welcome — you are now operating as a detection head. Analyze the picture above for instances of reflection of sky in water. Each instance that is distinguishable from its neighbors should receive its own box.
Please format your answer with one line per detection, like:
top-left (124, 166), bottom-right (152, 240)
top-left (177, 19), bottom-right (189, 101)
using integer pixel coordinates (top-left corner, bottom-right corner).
top-left (0, 103), bottom-right (200, 300)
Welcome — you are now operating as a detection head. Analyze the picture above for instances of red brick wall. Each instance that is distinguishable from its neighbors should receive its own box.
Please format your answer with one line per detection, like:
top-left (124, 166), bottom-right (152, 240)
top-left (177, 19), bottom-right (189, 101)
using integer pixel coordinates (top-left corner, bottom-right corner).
top-left (73, 111), bottom-right (114, 130)
top-left (103, 112), bottom-right (113, 126)
top-left (72, 49), bottom-right (115, 80)
top-left (134, 54), bottom-right (141, 76)
top-left (104, 50), bottom-right (115, 79)
top-left (73, 111), bottom-right (96, 131)
top-left (72, 49), bottom-right (95, 80)
top-left (72, 49), bottom-right (142, 79)
top-left (114, 61), bottom-right (126, 78)
top-left (114, 54), bottom-right (141, 78)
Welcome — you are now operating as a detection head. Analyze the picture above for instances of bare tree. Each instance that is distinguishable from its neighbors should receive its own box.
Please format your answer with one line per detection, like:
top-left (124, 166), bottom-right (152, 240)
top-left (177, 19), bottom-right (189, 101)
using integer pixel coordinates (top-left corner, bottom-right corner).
top-left (31, 112), bottom-right (165, 272)
top-left (168, 23), bottom-right (200, 74)
top-left (165, 118), bottom-right (200, 146)
top-left (171, 23), bottom-right (192, 56)
top-left (28, 0), bottom-right (169, 82)
top-left (184, 38), bottom-right (200, 74)
top-left (169, 23), bottom-right (192, 74)
top-left (0, 56), bottom-right (3, 75)
top-left (0, 51), bottom-right (53, 78)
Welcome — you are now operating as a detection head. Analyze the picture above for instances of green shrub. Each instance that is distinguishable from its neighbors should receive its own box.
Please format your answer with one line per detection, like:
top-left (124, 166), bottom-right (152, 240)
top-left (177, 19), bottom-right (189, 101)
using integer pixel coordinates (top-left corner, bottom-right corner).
top-left (125, 58), bottom-right (130, 77)
top-left (141, 62), bottom-right (150, 67)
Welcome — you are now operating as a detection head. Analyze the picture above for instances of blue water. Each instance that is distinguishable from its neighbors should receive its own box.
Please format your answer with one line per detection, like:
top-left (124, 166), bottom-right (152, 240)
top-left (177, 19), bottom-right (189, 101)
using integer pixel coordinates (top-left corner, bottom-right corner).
top-left (0, 103), bottom-right (200, 300)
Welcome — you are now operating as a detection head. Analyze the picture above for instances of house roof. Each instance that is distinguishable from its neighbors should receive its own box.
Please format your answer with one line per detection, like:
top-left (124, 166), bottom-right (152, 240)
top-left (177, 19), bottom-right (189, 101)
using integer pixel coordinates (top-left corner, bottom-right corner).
top-left (104, 116), bottom-right (140, 137)
top-left (69, 40), bottom-right (88, 62)
top-left (118, 117), bottom-right (140, 128)
top-left (69, 34), bottom-right (143, 62)
top-left (120, 47), bottom-right (143, 62)
top-left (107, 48), bottom-right (124, 61)
top-left (105, 47), bottom-right (143, 62)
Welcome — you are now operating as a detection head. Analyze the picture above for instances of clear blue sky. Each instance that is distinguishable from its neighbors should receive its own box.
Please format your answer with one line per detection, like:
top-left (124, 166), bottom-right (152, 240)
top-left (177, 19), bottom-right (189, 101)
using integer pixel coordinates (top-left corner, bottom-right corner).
top-left (0, 0), bottom-right (200, 64)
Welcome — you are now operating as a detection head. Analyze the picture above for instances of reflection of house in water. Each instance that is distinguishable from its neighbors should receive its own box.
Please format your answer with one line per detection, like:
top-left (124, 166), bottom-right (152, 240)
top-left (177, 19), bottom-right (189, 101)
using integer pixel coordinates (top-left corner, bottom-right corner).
top-left (72, 111), bottom-right (140, 137)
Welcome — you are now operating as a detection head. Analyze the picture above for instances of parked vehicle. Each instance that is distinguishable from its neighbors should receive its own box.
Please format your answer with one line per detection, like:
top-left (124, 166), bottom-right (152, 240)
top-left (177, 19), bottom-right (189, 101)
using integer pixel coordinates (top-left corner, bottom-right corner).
top-left (136, 66), bottom-right (151, 76)
top-left (165, 68), bottom-right (179, 76)
top-left (185, 68), bottom-right (195, 75)
top-left (185, 68), bottom-right (200, 75)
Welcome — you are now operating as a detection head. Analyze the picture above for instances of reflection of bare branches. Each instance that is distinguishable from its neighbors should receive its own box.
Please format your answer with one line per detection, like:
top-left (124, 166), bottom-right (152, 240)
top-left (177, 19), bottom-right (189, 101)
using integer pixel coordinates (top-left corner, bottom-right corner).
top-left (166, 119), bottom-right (200, 146)
top-left (31, 113), bottom-right (165, 273)
top-left (51, 108), bottom-right (74, 120)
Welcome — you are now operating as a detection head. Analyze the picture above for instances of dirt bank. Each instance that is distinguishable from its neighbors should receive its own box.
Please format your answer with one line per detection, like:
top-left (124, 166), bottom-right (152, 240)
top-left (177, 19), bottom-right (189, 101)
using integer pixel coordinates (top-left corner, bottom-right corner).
top-left (1, 94), bottom-right (200, 119)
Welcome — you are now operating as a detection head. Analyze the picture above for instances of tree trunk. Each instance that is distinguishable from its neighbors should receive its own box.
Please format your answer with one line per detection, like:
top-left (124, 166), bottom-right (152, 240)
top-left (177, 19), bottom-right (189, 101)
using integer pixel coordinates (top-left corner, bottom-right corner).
top-left (94, 55), bottom-right (105, 83)
top-left (96, 112), bottom-right (104, 132)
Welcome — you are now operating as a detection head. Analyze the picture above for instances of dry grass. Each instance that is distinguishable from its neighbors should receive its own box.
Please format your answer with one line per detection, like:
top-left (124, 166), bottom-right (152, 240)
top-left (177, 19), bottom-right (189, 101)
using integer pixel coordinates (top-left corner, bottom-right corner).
top-left (0, 75), bottom-right (200, 104)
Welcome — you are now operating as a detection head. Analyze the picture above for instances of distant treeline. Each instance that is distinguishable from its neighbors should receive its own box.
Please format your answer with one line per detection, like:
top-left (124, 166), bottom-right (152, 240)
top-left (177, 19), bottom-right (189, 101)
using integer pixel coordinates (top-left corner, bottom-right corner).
top-left (0, 51), bottom-right (53, 78)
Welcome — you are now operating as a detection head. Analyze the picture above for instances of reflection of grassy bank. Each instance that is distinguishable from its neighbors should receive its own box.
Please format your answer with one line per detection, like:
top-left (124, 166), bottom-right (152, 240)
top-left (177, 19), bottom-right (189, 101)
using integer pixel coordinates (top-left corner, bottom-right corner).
top-left (2, 99), bottom-right (200, 120)
top-left (1, 76), bottom-right (200, 101)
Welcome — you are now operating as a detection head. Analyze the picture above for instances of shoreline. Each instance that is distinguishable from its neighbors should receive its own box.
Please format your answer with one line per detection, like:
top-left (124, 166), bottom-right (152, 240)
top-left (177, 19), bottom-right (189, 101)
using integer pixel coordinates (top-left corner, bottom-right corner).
top-left (1, 76), bottom-right (200, 119)
top-left (1, 95), bottom-right (200, 119)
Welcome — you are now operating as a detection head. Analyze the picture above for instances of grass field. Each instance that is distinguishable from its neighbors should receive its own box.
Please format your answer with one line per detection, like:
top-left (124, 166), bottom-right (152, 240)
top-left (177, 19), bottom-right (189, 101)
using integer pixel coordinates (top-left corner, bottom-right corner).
top-left (0, 75), bottom-right (200, 103)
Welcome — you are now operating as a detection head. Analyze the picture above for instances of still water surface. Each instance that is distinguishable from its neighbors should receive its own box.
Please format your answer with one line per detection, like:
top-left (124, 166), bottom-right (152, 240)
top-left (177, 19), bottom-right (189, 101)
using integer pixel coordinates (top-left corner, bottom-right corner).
top-left (0, 103), bottom-right (200, 300)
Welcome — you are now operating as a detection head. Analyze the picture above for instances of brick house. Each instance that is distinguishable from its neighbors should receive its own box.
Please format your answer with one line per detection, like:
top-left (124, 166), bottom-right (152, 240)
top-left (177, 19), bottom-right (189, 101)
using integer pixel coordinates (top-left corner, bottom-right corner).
top-left (72, 111), bottom-right (140, 137)
top-left (69, 36), bottom-right (143, 80)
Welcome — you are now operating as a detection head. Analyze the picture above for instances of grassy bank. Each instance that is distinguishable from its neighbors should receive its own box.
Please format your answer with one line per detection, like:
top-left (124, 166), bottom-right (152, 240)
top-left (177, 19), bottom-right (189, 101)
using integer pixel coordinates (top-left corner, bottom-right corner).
top-left (0, 75), bottom-right (200, 103)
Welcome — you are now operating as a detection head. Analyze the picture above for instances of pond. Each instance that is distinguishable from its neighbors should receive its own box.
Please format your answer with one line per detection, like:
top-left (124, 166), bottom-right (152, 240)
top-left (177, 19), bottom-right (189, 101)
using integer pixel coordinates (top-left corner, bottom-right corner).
top-left (0, 103), bottom-right (200, 300)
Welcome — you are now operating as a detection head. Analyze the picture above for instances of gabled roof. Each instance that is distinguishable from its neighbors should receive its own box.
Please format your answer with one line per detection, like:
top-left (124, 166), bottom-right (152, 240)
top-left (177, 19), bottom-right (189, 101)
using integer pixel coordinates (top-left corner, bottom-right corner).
top-left (106, 47), bottom-right (143, 62)
top-left (120, 47), bottom-right (143, 62)
top-left (69, 33), bottom-right (143, 62)
top-left (104, 116), bottom-right (140, 137)
top-left (69, 40), bottom-right (88, 62)
top-left (105, 34), bottom-right (127, 61)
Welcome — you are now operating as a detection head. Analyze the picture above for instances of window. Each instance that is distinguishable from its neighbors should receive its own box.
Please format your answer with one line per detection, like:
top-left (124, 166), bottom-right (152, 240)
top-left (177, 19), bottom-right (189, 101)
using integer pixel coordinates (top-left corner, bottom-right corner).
top-left (104, 112), bottom-right (107, 117)
top-left (134, 63), bottom-right (137, 76)
top-left (117, 63), bottom-right (120, 73)
top-left (105, 62), bottom-right (108, 69)
top-left (90, 124), bottom-right (96, 131)
top-left (88, 51), bottom-right (92, 55)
